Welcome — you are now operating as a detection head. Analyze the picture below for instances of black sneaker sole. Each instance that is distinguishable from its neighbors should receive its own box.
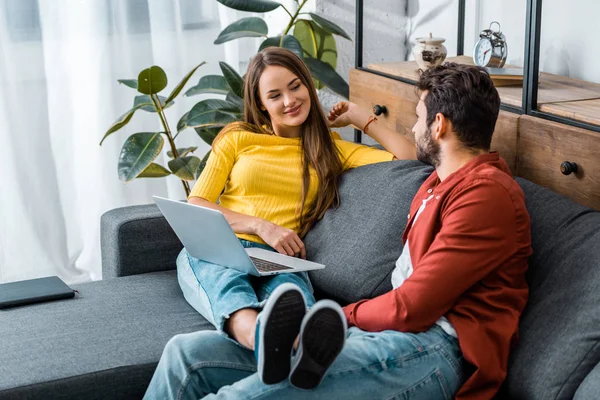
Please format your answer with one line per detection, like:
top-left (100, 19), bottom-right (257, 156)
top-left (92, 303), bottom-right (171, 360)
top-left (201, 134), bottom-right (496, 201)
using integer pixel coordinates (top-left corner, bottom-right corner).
top-left (259, 289), bottom-right (306, 384)
top-left (289, 304), bottom-right (346, 390)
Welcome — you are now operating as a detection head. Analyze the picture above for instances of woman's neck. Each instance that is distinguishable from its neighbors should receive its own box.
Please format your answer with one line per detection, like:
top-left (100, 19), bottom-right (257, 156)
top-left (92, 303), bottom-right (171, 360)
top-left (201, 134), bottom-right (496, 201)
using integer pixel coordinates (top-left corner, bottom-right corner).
top-left (272, 123), bottom-right (302, 138)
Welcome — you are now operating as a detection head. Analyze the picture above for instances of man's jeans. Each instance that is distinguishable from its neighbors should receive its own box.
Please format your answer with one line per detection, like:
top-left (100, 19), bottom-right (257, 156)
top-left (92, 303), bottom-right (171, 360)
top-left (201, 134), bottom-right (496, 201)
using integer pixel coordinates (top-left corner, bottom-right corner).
top-left (144, 325), bottom-right (463, 399)
top-left (176, 240), bottom-right (315, 333)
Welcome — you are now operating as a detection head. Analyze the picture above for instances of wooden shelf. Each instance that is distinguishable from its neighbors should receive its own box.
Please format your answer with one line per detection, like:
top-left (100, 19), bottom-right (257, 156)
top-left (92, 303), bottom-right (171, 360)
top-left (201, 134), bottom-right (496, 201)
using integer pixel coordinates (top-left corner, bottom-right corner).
top-left (367, 56), bottom-right (600, 112)
top-left (539, 99), bottom-right (600, 127)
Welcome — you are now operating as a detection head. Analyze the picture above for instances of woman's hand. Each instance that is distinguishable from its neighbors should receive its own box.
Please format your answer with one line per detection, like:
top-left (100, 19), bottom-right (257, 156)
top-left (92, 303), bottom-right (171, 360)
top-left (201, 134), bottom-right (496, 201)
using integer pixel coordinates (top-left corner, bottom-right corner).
top-left (255, 220), bottom-right (306, 259)
top-left (327, 101), bottom-right (356, 128)
top-left (328, 100), bottom-right (417, 160)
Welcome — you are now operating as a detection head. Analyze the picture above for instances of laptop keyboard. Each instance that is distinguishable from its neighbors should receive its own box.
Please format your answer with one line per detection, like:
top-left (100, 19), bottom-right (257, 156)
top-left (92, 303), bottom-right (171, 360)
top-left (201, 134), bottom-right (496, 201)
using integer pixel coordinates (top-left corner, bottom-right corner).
top-left (249, 256), bottom-right (294, 272)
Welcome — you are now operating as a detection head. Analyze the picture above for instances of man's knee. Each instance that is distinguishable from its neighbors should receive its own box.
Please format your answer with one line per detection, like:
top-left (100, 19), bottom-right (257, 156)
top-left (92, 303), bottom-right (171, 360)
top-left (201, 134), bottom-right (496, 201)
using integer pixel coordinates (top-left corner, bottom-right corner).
top-left (163, 333), bottom-right (190, 359)
top-left (163, 331), bottom-right (221, 361)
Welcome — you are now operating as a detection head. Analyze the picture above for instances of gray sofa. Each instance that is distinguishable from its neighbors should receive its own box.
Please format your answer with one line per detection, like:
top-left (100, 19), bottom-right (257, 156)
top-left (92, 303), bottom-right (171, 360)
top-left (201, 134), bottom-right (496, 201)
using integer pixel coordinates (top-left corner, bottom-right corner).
top-left (1, 160), bottom-right (599, 400)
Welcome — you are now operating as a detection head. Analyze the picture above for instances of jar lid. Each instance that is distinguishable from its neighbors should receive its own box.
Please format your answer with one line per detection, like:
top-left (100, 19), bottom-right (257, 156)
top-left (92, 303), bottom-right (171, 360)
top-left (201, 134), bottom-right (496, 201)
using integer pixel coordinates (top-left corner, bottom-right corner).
top-left (415, 33), bottom-right (446, 45)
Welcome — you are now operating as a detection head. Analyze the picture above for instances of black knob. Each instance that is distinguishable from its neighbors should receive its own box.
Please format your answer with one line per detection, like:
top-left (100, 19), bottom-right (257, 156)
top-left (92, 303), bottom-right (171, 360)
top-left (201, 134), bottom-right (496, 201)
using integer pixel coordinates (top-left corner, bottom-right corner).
top-left (373, 104), bottom-right (387, 116)
top-left (560, 161), bottom-right (578, 175)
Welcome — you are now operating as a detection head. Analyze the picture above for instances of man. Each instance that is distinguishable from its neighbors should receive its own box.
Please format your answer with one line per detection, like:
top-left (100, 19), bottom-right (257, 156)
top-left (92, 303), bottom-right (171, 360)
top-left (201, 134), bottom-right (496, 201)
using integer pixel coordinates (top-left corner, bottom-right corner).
top-left (144, 63), bottom-right (531, 399)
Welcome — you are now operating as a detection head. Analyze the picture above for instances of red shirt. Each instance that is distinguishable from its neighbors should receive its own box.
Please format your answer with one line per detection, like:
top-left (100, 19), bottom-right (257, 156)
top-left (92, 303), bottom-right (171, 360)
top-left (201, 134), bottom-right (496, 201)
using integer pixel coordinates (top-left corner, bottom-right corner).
top-left (343, 153), bottom-right (531, 399)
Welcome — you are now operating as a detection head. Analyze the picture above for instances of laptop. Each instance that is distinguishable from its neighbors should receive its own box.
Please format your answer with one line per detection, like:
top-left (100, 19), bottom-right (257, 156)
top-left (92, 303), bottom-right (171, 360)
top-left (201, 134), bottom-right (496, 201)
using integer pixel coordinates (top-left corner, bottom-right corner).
top-left (0, 276), bottom-right (75, 310)
top-left (153, 196), bottom-right (325, 277)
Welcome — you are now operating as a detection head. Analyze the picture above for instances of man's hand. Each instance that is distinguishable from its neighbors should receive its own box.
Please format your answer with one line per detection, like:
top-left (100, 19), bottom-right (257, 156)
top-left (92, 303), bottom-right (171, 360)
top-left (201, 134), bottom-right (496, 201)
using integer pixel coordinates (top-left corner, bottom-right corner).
top-left (255, 220), bottom-right (306, 259)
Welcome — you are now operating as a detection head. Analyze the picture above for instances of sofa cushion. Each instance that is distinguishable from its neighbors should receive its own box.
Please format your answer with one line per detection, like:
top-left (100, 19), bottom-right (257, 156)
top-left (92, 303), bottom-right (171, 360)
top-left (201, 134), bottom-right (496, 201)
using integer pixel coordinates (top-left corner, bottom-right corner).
top-left (305, 160), bottom-right (432, 305)
top-left (504, 178), bottom-right (600, 399)
top-left (0, 271), bottom-right (211, 400)
top-left (574, 362), bottom-right (600, 400)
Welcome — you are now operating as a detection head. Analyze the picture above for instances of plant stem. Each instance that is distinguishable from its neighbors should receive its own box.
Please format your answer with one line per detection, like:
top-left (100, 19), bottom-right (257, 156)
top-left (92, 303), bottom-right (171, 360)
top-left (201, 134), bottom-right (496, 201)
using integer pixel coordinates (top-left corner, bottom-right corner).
top-left (280, 4), bottom-right (293, 19)
top-left (151, 94), bottom-right (191, 196)
top-left (283, 0), bottom-right (308, 35)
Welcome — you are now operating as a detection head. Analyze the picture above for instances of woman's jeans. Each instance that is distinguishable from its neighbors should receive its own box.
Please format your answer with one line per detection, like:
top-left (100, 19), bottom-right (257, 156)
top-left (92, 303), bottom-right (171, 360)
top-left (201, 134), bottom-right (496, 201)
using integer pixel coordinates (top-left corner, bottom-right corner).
top-left (144, 325), bottom-right (463, 399)
top-left (176, 240), bottom-right (316, 333)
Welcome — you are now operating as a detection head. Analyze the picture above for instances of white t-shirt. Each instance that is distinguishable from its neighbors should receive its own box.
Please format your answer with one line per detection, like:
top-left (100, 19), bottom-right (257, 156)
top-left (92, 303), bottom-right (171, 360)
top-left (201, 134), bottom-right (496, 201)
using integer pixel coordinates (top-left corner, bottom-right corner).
top-left (391, 194), bottom-right (457, 338)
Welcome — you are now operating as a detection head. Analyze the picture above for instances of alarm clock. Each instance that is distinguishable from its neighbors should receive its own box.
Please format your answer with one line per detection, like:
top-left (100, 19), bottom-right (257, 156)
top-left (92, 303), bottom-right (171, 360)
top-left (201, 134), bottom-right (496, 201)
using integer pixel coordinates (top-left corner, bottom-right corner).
top-left (473, 21), bottom-right (508, 68)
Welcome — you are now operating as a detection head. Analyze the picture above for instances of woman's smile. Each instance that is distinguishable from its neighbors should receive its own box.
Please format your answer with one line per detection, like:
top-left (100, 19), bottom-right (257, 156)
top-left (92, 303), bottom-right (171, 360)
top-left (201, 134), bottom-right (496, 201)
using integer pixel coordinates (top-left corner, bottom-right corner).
top-left (284, 103), bottom-right (302, 116)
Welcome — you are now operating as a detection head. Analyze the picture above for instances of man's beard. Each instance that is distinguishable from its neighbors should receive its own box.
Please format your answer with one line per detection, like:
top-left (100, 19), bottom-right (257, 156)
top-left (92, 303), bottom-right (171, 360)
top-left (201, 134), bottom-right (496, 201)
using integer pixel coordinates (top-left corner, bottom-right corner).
top-left (416, 127), bottom-right (441, 167)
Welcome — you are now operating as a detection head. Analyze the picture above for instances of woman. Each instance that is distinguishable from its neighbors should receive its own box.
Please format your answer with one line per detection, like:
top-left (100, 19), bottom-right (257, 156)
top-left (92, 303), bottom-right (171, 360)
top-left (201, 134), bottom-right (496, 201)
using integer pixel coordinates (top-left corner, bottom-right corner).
top-left (171, 47), bottom-right (415, 394)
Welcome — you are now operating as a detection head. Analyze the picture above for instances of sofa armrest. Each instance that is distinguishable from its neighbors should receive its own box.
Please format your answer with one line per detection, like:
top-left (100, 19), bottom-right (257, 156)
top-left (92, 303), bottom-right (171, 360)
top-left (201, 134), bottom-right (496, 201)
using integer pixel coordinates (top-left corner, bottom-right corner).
top-left (100, 204), bottom-right (183, 279)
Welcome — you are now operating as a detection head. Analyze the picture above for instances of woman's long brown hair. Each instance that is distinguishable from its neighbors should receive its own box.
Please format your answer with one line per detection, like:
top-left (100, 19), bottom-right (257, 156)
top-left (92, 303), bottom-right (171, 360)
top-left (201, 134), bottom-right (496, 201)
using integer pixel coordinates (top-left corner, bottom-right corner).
top-left (215, 47), bottom-right (343, 238)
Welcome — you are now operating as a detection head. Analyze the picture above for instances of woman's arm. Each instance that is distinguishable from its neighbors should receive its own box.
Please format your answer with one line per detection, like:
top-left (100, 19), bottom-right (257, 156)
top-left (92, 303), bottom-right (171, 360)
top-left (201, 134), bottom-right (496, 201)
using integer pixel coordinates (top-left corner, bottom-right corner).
top-left (327, 101), bottom-right (417, 160)
top-left (188, 196), bottom-right (306, 259)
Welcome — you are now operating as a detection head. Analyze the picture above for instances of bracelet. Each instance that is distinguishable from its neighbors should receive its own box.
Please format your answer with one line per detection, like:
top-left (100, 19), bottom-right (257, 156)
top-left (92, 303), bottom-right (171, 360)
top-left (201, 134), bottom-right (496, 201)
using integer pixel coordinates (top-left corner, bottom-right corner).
top-left (362, 115), bottom-right (378, 134)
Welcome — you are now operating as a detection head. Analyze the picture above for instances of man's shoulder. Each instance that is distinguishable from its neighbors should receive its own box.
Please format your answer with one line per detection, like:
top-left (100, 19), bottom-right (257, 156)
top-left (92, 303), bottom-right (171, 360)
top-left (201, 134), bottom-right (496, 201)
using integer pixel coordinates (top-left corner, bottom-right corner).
top-left (457, 164), bottom-right (526, 208)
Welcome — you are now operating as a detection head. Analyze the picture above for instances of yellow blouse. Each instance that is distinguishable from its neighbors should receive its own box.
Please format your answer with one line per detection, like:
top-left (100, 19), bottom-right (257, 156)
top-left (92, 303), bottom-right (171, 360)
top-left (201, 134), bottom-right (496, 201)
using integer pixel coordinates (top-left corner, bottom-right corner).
top-left (189, 129), bottom-right (393, 243)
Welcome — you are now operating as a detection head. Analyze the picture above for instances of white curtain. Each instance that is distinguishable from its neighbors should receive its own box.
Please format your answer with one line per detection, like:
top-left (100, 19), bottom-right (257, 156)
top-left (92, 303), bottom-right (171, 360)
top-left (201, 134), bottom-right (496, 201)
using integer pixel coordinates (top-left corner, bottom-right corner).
top-left (0, 0), bottom-right (265, 284)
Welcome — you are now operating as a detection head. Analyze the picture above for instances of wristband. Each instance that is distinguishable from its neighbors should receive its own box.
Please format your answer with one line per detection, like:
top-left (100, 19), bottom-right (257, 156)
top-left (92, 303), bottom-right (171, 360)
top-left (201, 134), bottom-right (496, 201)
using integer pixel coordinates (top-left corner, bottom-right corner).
top-left (362, 115), bottom-right (378, 134)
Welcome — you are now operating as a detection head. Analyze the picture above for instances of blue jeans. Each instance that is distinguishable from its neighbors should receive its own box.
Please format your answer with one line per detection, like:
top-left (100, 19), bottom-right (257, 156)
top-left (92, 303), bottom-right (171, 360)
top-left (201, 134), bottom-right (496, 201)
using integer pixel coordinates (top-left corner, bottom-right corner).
top-left (144, 325), bottom-right (463, 399)
top-left (176, 240), bottom-right (316, 333)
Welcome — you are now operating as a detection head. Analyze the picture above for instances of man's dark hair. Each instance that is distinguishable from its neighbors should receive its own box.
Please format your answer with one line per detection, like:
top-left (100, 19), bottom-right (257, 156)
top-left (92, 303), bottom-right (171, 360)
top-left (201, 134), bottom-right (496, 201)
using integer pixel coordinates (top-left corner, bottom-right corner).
top-left (416, 62), bottom-right (500, 151)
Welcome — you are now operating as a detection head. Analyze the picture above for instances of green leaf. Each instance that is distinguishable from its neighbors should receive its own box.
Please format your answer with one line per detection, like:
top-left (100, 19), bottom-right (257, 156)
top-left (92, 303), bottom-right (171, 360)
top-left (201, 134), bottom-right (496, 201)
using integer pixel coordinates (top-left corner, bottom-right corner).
top-left (134, 95), bottom-right (173, 112)
top-left (167, 146), bottom-right (198, 158)
top-left (137, 163), bottom-right (172, 178)
top-left (188, 99), bottom-right (241, 117)
top-left (184, 99), bottom-right (241, 131)
top-left (219, 62), bottom-right (244, 98)
top-left (164, 62), bottom-right (206, 105)
top-left (118, 79), bottom-right (138, 89)
top-left (137, 65), bottom-right (168, 95)
top-left (168, 156), bottom-right (201, 181)
top-left (216, 0), bottom-right (280, 13)
top-left (196, 150), bottom-right (212, 178)
top-left (100, 102), bottom-right (151, 145)
top-left (117, 132), bottom-right (165, 182)
top-left (226, 91), bottom-right (244, 112)
top-left (309, 13), bottom-right (351, 40)
top-left (194, 127), bottom-right (223, 145)
top-left (177, 111), bottom-right (190, 133)
top-left (177, 99), bottom-right (241, 134)
top-left (293, 20), bottom-right (338, 89)
top-left (185, 75), bottom-right (231, 97)
top-left (215, 17), bottom-right (268, 45)
top-left (303, 57), bottom-right (349, 98)
top-left (258, 35), bottom-right (304, 58)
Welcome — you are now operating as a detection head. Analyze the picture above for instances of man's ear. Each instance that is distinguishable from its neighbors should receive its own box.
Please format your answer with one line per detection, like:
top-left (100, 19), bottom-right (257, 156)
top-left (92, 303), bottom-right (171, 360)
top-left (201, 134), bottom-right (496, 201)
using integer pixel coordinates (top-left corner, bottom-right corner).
top-left (434, 112), bottom-right (449, 140)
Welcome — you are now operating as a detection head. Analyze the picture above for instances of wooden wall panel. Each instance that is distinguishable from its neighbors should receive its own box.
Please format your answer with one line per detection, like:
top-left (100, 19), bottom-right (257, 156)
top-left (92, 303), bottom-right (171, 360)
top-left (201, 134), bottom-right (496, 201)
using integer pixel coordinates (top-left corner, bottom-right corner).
top-left (350, 69), bottom-right (418, 143)
top-left (518, 115), bottom-right (600, 210)
top-left (491, 111), bottom-right (519, 175)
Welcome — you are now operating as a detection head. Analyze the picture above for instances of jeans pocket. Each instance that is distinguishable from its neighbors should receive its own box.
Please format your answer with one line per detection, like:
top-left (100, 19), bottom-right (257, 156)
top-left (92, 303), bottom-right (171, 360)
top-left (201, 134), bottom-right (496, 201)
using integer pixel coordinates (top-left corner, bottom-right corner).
top-left (387, 368), bottom-right (453, 400)
top-left (437, 343), bottom-right (463, 385)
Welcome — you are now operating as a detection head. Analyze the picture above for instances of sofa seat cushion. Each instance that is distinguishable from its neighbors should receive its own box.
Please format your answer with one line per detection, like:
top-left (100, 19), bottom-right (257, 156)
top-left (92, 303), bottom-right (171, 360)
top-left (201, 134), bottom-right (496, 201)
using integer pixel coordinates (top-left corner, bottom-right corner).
top-left (574, 362), bottom-right (600, 399)
top-left (504, 179), bottom-right (600, 399)
top-left (0, 271), bottom-right (211, 400)
top-left (305, 160), bottom-right (432, 305)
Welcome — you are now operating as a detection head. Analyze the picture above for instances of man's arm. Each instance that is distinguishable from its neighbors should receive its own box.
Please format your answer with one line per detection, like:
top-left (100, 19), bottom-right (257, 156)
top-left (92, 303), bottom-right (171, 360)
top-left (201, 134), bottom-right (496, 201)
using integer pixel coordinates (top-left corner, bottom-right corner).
top-left (343, 179), bottom-right (525, 332)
